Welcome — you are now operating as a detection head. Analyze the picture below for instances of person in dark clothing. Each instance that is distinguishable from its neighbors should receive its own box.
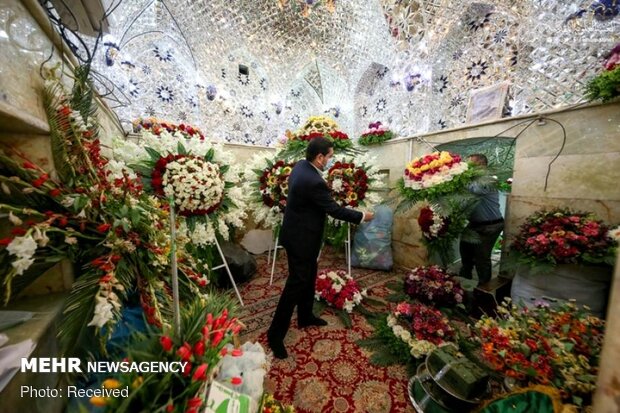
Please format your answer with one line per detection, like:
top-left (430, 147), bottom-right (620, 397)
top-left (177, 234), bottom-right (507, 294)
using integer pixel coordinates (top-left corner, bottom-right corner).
top-left (267, 137), bottom-right (374, 359)
top-left (459, 154), bottom-right (504, 284)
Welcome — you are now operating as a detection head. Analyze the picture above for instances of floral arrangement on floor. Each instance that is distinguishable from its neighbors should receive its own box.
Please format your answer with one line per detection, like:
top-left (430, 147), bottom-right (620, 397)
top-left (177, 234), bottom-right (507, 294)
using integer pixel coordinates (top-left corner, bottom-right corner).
top-left (112, 129), bottom-right (247, 247)
top-left (260, 393), bottom-right (295, 413)
top-left (314, 269), bottom-right (367, 328)
top-left (277, 116), bottom-right (354, 159)
top-left (474, 299), bottom-right (605, 407)
top-left (0, 64), bottom-right (213, 357)
top-left (244, 153), bottom-right (295, 230)
top-left (585, 43), bottom-right (620, 102)
top-left (89, 297), bottom-right (241, 412)
top-left (404, 266), bottom-right (464, 307)
top-left (397, 151), bottom-right (480, 203)
top-left (132, 117), bottom-right (206, 140)
top-left (315, 269), bottom-right (367, 313)
top-left (358, 122), bottom-right (395, 146)
top-left (357, 301), bottom-right (455, 367)
top-left (509, 208), bottom-right (617, 271)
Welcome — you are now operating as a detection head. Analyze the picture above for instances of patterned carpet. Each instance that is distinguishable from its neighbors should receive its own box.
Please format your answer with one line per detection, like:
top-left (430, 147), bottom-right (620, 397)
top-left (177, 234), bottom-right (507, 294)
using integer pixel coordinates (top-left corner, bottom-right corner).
top-left (238, 247), bottom-right (416, 413)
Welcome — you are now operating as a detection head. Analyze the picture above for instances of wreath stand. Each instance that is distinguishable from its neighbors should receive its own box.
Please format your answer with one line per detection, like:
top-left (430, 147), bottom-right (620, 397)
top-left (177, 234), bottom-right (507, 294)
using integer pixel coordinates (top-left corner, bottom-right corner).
top-left (268, 222), bottom-right (283, 285)
top-left (169, 197), bottom-right (244, 336)
top-left (270, 221), bottom-right (353, 287)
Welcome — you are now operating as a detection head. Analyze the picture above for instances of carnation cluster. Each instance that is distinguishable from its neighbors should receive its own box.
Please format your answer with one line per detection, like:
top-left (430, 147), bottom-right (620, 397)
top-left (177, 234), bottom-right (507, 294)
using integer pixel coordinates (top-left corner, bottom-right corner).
top-left (404, 266), bottom-right (464, 307)
top-left (511, 208), bottom-right (617, 267)
top-left (153, 155), bottom-right (225, 216)
top-left (326, 161), bottom-right (369, 207)
top-left (403, 151), bottom-right (468, 190)
top-left (314, 269), bottom-right (367, 313)
top-left (474, 300), bottom-right (604, 404)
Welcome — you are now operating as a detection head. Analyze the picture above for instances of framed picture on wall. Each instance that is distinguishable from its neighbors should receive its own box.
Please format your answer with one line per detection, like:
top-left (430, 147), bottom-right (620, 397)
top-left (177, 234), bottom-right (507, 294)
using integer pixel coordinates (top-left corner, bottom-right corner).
top-left (466, 82), bottom-right (509, 124)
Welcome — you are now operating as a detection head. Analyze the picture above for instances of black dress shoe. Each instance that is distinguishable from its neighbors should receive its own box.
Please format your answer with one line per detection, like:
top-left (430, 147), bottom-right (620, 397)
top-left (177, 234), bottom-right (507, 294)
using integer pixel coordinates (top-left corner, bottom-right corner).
top-left (298, 317), bottom-right (328, 328)
top-left (268, 337), bottom-right (288, 359)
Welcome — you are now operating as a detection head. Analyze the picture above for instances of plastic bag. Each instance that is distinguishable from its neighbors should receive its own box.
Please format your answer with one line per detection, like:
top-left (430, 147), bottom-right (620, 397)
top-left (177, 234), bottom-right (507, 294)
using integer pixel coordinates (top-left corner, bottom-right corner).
top-left (351, 204), bottom-right (393, 271)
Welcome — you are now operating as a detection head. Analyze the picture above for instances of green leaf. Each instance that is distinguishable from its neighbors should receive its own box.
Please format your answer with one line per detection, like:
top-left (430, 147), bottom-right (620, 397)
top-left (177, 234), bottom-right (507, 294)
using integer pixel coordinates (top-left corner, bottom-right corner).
top-left (187, 216), bottom-right (197, 233)
top-left (177, 141), bottom-right (187, 155)
top-left (339, 311), bottom-right (353, 328)
top-left (145, 147), bottom-right (161, 162)
top-left (205, 148), bottom-right (215, 162)
top-left (220, 164), bottom-right (230, 175)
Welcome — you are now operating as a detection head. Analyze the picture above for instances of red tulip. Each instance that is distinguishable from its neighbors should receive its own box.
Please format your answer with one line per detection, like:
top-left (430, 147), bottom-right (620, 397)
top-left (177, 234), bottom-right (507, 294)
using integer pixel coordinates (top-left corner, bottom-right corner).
top-left (177, 342), bottom-right (192, 362)
top-left (160, 335), bottom-right (173, 352)
top-left (192, 363), bottom-right (209, 381)
top-left (187, 397), bottom-right (202, 408)
top-left (97, 223), bottom-right (111, 232)
top-left (193, 341), bottom-right (205, 357)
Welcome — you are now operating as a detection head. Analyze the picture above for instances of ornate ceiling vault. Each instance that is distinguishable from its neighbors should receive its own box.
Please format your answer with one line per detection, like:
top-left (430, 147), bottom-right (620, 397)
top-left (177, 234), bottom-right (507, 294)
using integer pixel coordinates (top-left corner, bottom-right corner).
top-left (62, 0), bottom-right (619, 145)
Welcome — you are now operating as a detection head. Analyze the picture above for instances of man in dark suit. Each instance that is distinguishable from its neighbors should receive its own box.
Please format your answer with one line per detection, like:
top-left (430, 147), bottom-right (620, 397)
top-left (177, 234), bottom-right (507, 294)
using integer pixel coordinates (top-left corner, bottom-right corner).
top-left (267, 137), bottom-right (374, 359)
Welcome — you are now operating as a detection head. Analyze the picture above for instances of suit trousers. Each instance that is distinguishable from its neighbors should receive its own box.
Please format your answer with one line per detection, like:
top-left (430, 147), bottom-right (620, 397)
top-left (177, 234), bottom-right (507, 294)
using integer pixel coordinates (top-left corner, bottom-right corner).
top-left (267, 246), bottom-right (318, 341)
top-left (459, 221), bottom-right (504, 284)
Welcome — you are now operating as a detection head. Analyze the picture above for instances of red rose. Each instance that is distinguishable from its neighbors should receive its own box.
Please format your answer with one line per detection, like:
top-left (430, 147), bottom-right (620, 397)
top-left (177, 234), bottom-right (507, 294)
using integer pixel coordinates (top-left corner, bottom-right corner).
top-left (0, 238), bottom-right (12, 246)
top-left (49, 188), bottom-right (61, 197)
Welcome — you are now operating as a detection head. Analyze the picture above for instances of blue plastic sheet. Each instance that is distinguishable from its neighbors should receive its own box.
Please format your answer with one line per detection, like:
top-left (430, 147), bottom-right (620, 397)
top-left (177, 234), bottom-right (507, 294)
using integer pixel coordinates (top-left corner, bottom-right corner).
top-left (351, 204), bottom-right (393, 271)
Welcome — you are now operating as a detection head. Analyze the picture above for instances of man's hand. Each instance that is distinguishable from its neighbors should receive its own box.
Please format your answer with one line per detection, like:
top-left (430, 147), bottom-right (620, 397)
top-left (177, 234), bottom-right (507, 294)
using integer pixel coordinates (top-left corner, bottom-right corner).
top-left (362, 211), bottom-right (375, 222)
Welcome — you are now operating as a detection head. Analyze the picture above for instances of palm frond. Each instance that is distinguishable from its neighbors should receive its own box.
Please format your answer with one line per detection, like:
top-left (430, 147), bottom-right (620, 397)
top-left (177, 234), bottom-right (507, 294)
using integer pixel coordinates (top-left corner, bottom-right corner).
top-left (58, 269), bottom-right (102, 359)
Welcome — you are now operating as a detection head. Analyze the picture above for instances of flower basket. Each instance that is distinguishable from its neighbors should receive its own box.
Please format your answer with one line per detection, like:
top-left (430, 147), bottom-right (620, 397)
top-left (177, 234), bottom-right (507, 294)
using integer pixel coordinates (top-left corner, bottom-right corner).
top-left (276, 116), bottom-right (356, 159)
top-left (509, 208), bottom-right (617, 271)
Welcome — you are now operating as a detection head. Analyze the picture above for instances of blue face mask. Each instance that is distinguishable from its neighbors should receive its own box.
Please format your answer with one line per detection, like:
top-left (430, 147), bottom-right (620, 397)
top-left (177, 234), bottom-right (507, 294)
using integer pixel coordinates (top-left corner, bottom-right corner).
top-left (323, 157), bottom-right (335, 171)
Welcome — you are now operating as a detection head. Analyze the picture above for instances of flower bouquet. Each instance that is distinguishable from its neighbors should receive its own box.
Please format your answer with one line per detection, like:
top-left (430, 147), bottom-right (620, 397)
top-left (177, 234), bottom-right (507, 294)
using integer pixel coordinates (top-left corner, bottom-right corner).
top-left (358, 122), bottom-right (395, 146)
top-left (245, 154), bottom-right (295, 230)
top-left (585, 43), bottom-right (620, 102)
top-left (510, 208), bottom-right (617, 271)
top-left (89, 297), bottom-right (242, 413)
top-left (417, 204), bottom-right (474, 265)
top-left (132, 117), bottom-right (205, 140)
top-left (473, 299), bottom-right (604, 407)
top-left (404, 266), bottom-right (464, 307)
top-left (397, 151), bottom-right (479, 203)
top-left (314, 269), bottom-right (367, 327)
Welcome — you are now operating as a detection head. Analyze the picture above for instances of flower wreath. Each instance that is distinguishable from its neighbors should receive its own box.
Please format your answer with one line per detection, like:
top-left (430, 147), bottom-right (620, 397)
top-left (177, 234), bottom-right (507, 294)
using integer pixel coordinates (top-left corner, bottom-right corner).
top-left (326, 160), bottom-right (369, 208)
top-left (358, 121), bottom-right (395, 146)
top-left (277, 116), bottom-right (354, 159)
top-left (133, 117), bottom-right (205, 140)
top-left (314, 269), bottom-right (367, 313)
top-left (245, 154), bottom-right (296, 229)
top-left (113, 131), bottom-right (246, 246)
top-left (398, 151), bottom-right (479, 203)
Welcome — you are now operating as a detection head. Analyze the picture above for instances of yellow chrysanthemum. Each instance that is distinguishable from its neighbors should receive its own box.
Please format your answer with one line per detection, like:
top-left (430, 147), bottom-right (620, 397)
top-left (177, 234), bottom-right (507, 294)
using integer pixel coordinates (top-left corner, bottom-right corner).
top-left (102, 379), bottom-right (121, 389)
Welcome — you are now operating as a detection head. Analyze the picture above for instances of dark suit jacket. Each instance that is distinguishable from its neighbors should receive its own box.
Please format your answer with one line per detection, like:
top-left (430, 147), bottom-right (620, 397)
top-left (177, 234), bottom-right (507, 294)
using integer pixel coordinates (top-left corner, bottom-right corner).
top-left (279, 159), bottom-right (363, 260)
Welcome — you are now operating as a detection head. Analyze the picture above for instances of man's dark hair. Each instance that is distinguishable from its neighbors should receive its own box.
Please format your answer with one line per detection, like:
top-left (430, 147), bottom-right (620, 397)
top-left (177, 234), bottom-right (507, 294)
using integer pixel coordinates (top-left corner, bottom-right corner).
top-left (468, 153), bottom-right (488, 166)
top-left (306, 137), bottom-right (333, 161)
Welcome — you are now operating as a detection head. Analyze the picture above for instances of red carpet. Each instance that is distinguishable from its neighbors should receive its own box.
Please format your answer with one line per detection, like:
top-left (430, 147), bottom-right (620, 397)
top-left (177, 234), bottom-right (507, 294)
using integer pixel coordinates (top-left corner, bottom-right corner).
top-left (239, 247), bottom-right (415, 413)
